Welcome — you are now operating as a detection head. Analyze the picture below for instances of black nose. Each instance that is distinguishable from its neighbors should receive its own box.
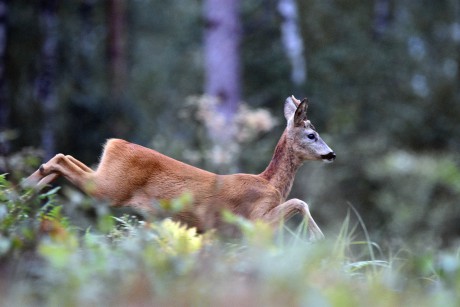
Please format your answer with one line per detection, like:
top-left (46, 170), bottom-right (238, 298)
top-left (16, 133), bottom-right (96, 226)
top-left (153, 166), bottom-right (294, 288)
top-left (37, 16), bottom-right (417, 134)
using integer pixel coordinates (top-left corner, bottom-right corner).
top-left (321, 152), bottom-right (336, 161)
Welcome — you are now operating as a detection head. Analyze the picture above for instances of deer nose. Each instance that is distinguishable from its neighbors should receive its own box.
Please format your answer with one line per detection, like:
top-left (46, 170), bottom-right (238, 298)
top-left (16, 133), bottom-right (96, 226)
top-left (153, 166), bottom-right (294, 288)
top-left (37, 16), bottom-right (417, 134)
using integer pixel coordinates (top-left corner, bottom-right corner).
top-left (321, 152), bottom-right (336, 162)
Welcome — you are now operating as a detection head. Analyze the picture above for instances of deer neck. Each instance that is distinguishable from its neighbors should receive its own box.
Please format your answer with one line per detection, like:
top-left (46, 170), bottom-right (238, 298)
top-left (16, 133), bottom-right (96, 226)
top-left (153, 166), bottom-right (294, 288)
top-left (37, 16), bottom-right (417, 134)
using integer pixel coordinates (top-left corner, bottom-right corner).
top-left (260, 130), bottom-right (302, 201)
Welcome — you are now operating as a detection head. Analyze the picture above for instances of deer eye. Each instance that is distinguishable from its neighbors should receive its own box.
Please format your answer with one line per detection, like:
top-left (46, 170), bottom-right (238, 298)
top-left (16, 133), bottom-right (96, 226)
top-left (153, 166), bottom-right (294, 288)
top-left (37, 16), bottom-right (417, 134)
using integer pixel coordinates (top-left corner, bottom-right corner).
top-left (307, 133), bottom-right (316, 140)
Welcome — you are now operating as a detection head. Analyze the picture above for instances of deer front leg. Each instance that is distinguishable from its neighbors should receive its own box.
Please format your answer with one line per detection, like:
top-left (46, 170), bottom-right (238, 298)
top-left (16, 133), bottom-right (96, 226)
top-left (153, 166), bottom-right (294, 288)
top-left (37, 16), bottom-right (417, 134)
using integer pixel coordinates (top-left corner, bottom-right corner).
top-left (264, 198), bottom-right (324, 241)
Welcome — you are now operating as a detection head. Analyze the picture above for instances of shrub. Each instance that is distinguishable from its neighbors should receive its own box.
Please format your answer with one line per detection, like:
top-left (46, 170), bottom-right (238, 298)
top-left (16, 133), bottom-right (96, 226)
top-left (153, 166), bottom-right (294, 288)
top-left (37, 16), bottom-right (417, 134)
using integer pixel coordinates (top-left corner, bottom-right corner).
top-left (0, 175), bottom-right (460, 306)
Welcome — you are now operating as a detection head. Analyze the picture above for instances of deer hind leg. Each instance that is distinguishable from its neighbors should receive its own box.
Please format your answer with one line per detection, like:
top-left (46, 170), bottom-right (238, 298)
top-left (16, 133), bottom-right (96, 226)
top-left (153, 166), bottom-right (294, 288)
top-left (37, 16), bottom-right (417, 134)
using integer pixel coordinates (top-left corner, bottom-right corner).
top-left (65, 155), bottom-right (93, 173)
top-left (264, 198), bottom-right (324, 241)
top-left (26, 154), bottom-right (94, 191)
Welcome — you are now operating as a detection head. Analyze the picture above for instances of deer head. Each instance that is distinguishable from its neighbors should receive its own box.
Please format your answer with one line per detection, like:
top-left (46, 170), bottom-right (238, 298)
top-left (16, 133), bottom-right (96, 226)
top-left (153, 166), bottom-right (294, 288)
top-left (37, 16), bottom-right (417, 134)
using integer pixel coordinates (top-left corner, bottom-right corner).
top-left (284, 96), bottom-right (336, 162)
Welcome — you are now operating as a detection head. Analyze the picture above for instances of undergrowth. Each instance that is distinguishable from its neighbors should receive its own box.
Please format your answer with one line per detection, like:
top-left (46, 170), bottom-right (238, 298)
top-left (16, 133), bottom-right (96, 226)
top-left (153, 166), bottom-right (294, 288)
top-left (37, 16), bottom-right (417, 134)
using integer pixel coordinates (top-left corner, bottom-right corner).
top-left (0, 174), bottom-right (459, 306)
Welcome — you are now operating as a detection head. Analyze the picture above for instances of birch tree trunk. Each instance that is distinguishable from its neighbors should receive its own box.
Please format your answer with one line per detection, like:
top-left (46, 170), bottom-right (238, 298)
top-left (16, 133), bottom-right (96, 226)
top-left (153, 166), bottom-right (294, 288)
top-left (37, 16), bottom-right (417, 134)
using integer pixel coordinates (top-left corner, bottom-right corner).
top-left (35, 0), bottom-right (58, 160)
top-left (204, 0), bottom-right (241, 119)
top-left (203, 0), bottom-right (241, 171)
top-left (278, 0), bottom-right (306, 86)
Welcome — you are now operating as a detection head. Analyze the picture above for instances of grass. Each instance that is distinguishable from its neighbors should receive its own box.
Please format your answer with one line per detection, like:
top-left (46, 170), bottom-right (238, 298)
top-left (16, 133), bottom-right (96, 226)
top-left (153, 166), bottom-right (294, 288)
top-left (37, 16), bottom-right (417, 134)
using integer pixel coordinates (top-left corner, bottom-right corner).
top-left (1, 174), bottom-right (460, 306)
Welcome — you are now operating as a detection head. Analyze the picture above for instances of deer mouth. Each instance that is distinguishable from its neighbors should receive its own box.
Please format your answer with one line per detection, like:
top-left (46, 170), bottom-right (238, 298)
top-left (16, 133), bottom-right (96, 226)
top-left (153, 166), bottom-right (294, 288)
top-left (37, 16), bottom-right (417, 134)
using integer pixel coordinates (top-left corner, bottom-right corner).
top-left (321, 152), bottom-right (336, 162)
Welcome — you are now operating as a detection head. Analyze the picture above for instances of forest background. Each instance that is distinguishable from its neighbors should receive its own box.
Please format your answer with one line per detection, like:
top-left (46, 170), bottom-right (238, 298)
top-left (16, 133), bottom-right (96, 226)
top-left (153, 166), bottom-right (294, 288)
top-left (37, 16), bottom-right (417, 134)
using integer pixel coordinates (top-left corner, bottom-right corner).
top-left (1, 0), bottom-right (460, 250)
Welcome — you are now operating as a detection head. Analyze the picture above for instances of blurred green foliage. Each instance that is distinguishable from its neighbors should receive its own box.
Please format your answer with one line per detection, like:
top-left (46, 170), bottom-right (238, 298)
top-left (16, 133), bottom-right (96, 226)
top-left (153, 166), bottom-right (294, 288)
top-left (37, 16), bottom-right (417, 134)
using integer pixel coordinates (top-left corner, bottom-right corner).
top-left (2, 0), bottom-right (460, 247)
top-left (1, 176), bottom-right (460, 306)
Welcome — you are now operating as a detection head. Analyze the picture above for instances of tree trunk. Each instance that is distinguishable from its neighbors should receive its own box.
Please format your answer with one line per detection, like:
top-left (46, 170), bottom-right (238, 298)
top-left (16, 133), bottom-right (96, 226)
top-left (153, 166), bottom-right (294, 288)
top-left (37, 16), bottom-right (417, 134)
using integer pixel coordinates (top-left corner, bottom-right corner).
top-left (0, 0), bottom-right (8, 155)
top-left (35, 0), bottom-right (58, 160)
top-left (203, 0), bottom-right (242, 171)
top-left (78, 0), bottom-right (94, 87)
top-left (372, 0), bottom-right (391, 39)
top-left (107, 0), bottom-right (127, 100)
top-left (204, 0), bottom-right (241, 118)
top-left (278, 0), bottom-right (306, 86)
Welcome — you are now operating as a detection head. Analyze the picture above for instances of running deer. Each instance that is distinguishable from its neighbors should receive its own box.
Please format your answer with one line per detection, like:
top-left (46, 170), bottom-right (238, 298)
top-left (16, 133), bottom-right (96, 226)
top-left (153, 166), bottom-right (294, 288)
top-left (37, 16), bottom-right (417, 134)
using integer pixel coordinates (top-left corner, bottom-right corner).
top-left (26, 96), bottom-right (335, 240)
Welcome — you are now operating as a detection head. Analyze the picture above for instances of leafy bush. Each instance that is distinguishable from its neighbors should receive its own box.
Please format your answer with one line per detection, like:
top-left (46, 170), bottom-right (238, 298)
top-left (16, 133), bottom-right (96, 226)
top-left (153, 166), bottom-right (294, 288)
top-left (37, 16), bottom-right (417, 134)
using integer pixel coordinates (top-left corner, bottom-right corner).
top-left (1, 175), bottom-right (460, 306)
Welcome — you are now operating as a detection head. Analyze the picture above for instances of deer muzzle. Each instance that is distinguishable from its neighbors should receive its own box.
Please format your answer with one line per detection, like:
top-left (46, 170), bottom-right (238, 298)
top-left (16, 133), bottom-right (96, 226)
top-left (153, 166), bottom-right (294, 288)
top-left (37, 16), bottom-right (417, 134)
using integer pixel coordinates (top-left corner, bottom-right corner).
top-left (321, 152), bottom-right (336, 162)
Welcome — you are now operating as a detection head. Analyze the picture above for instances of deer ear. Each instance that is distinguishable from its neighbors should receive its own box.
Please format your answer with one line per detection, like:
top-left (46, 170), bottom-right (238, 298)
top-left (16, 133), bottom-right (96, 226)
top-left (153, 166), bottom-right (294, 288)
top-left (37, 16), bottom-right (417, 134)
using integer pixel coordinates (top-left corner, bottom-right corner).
top-left (284, 95), bottom-right (301, 121)
top-left (294, 98), bottom-right (308, 127)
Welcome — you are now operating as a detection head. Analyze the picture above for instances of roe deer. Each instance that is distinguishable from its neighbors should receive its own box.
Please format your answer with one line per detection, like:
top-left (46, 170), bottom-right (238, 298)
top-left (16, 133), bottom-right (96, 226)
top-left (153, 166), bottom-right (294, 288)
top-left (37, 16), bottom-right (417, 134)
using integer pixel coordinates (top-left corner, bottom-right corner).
top-left (26, 96), bottom-right (335, 240)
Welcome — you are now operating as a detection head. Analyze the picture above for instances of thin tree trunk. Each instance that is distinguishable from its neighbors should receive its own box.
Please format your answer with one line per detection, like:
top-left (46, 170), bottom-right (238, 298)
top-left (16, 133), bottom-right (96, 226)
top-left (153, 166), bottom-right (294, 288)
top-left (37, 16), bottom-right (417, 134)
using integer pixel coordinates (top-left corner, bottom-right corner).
top-left (107, 0), bottom-right (127, 99)
top-left (35, 0), bottom-right (58, 160)
top-left (204, 0), bottom-right (241, 118)
top-left (0, 0), bottom-right (8, 155)
top-left (372, 0), bottom-right (391, 39)
top-left (0, 0), bottom-right (7, 129)
top-left (278, 0), bottom-right (306, 86)
top-left (78, 0), bottom-right (94, 88)
top-left (203, 0), bottom-right (242, 171)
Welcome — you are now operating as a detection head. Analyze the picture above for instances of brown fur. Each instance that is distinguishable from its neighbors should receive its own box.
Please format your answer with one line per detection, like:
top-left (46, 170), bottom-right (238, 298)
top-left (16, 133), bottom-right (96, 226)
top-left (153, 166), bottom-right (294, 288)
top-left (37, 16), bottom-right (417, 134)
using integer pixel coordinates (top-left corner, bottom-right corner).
top-left (26, 96), bottom-right (335, 240)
